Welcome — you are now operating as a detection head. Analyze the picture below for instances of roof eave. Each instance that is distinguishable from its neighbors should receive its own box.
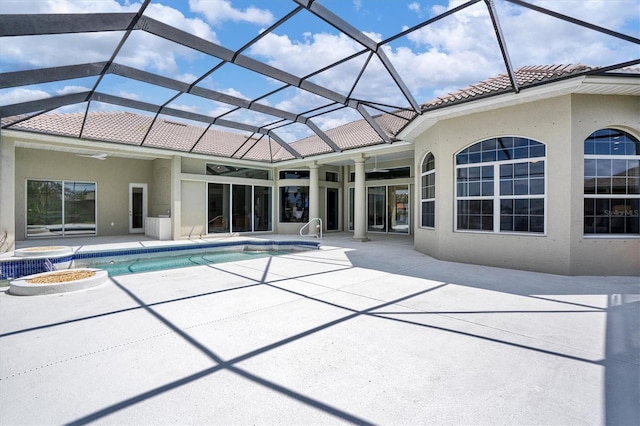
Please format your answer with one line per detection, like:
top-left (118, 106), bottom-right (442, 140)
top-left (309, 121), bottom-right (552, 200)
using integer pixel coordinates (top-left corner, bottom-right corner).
top-left (400, 76), bottom-right (591, 140)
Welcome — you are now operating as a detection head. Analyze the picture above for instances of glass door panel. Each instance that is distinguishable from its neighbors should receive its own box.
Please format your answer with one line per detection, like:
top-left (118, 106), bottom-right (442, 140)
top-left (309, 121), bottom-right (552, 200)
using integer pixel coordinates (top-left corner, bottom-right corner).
top-left (232, 184), bottom-right (252, 232)
top-left (389, 185), bottom-right (409, 234)
top-left (129, 183), bottom-right (147, 233)
top-left (367, 186), bottom-right (386, 232)
top-left (64, 181), bottom-right (96, 235)
top-left (348, 187), bottom-right (354, 231)
top-left (254, 186), bottom-right (272, 232)
top-left (208, 183), bottom-right (230, 233)
top-left (26, 180), bottom-right (63, 237)
top-left (326, 187), bottom-right (339, 230)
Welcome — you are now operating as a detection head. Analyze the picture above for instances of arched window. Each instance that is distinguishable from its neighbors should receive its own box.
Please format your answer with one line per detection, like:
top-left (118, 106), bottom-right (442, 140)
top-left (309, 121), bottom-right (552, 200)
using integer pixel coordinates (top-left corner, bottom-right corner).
top-left (420, 153), bottom-right (435, 228)
top-left (455, 137), bottom-right (546, 233)
top-left (584, 129), bottom-right (639, 235)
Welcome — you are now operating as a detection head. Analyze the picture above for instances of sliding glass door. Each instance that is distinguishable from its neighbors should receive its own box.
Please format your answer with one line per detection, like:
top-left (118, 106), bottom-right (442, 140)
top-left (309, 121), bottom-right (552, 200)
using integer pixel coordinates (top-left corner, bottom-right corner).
top-left (208, 183), bottom-right (272, 233)
top-left (366, 185), bottom-right (409, 234)
top-left (26, 179), bottom-right (96, 237)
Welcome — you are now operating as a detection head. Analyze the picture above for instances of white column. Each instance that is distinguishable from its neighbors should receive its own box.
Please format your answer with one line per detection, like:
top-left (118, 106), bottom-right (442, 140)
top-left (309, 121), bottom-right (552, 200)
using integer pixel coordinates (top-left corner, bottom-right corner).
top-left (352, 156), bottom-right (369, 241)
top-left (0, 138), bottom-right (16, 252)
top-left (170, 155), bottom-right (181, 240)
top-left (308, 162), bottom-right (319, 224)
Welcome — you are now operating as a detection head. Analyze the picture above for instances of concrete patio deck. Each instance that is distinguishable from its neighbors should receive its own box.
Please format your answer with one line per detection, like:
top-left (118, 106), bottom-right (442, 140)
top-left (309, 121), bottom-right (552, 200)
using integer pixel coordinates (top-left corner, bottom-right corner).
top-left (1, 233), bottom-right (638, 425)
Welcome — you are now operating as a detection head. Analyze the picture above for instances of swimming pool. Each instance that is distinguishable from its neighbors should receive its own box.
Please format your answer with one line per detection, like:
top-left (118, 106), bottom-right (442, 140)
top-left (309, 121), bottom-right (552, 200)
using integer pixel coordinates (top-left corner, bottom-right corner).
top-left (2, 239), bottom-right (320, 280)
top-left (90, 248), bottom-right (297, 276)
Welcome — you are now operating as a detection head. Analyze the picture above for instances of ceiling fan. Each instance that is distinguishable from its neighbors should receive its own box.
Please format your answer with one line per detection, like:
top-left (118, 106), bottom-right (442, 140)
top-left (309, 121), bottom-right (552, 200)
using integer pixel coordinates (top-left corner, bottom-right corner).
top-left (366, 156), bottom-right (389, 173)
top-left (76, 153), bottom-right (107, 160)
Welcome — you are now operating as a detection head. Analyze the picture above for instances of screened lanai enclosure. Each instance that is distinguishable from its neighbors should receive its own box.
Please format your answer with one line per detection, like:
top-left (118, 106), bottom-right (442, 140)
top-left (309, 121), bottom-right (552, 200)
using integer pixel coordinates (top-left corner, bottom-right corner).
top-left (1, 0), bottom-right (638, 161)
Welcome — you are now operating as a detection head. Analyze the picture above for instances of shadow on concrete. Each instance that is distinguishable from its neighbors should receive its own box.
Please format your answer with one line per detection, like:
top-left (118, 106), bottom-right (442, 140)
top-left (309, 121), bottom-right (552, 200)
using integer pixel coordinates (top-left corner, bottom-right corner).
top-left (604, 294), bottom-right (640, 425)
top-left (4, 235), bottom-right (638, 424)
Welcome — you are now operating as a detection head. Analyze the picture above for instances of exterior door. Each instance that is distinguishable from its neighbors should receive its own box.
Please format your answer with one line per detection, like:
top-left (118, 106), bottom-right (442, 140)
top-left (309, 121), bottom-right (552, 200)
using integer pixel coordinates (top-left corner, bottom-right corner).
top-left (129, 183), bottom-right (147, 233)
top-left (367, 186), bottom-right (386, 232)
top-left (326, 187), bottom-right (339, 231)
top-left (388, 185), bottom-right (409, 233)
top-left (367, 185), bottom-right (410, 233)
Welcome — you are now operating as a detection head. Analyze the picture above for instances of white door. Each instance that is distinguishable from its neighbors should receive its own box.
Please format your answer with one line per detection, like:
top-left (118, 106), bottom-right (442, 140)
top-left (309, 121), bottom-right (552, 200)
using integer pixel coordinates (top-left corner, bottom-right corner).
top-left (129, 183), bottom-right (147, 233)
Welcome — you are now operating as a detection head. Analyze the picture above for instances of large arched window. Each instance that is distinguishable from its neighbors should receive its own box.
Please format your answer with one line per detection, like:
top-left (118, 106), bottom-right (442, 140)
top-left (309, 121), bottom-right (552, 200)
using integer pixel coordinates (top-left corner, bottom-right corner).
top-left (584, 129), bottom-right (639, 235)
top-left (420, 153), bottom-right (435, 228)
top-left (455, 137), bottom-right (546, 233)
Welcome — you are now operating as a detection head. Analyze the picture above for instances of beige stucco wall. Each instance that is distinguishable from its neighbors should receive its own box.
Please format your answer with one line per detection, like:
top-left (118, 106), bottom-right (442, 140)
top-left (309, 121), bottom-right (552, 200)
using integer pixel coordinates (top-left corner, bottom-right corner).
top-left (14, 148), bottom-right (153, 239)
top-left (180, 180), bottom-right (206, 238)
top-left (568, 94), bottom-right (640, 275)
top-left (0, 140), bottom-right (16, 252)
top-left (414, 96), bottom-right (574, 274)
top-left (151, 158), bottom-right (172, 217)
top-left (413, 94), bottom-right (639, 275)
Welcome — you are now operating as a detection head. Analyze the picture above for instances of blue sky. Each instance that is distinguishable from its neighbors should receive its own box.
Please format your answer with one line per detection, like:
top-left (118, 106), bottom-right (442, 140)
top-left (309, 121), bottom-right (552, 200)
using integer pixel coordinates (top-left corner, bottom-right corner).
top-left (1, 0), bottom-right (638, 142)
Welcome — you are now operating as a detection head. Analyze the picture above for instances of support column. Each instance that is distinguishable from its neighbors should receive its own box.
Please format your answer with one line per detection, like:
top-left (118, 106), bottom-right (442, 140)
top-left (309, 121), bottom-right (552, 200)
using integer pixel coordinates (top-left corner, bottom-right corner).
top-left (0, 138), bottom-right (16, 252)
top-left (308, 161), bottom-right (319, 227)
top-left (352, 156), bottom-right (369, 241)
top-left (170, 155), bottom-right (181, 240)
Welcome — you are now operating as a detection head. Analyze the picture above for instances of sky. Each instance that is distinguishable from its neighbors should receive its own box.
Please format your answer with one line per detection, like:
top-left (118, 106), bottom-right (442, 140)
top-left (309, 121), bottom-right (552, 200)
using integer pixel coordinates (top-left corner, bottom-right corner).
top-left (1, 0), bottom-right (638, 142)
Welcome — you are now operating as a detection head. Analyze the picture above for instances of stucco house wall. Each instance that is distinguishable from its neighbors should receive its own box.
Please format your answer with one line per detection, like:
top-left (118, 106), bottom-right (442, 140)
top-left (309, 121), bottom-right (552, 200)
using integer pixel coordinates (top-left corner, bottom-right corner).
top-left (568, 94), bottom-right (640, 275)
top-left (180, 180), bottom-right (207, 238)
top-left (413, 94), bottom-right (639, 275)
top-left (14, 147), bottom-right (153, 239)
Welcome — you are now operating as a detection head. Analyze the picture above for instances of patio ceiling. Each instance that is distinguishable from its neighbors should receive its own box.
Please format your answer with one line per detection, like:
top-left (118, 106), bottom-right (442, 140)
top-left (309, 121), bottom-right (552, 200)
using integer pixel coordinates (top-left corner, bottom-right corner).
top-left (0, 0), bottom-right (638, 163)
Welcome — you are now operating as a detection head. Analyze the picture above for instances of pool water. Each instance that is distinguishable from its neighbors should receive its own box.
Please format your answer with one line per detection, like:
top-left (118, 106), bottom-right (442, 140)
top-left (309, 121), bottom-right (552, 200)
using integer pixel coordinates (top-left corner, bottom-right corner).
top-left (90, 249), bottom-right (295, 276)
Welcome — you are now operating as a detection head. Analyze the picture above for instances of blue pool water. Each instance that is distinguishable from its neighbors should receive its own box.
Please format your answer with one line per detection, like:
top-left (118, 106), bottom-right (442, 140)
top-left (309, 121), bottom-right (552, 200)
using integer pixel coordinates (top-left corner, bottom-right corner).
top-left (90, 249), bottom-right (296, 276)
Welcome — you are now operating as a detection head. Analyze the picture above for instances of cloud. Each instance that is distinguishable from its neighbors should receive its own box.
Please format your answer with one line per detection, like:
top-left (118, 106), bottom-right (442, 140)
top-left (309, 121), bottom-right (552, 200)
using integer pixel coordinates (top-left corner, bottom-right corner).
top-left (167, 103), bottom-right (200, 114)
top-left (189, 0), bottom-right (274, 26)
top-left (220, 87), bottom-right (249, 100)
top-left (248, 31), bottom-right (373, 102)
top-left (387, 0), bottom-right (639, 102)
top-left (0, 0), bottom-right (218, 80)
top-left (313, 109), bottom-right (361, 132)
top-left (0, 0), bottom-right (139, 13)
top-left (117, 91), bottom-right (141, 101)
top-left (145, 3), bottom-right (218, 43)
top-left (408, 2), bottom-right (423, 17)
top-left (0, 88), bottom-right (50, 106)
top-left (56, 86), bottom-right (90, 95)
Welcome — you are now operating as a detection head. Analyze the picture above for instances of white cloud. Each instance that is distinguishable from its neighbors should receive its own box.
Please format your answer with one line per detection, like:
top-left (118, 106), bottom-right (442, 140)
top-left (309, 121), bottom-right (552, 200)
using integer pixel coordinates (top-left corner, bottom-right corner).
top-left (168, 103), bottom-right (201, 114)
top-left (117, 91), bottom-right (141, 101)
top-left (56, 86), bottom-right (90, 95)
top-left (189, 0), bottom-right (274, 26)
top-left (274, 90), bottom-right (330, 114)
top-left (0, 88), bottom-right (50, 106)
top-left (388, 0), bottom-right (639, 102)
top-left (145, 3), bottom-right (218, 43)
top-left (208, 105), bottom-right (233, 117)
top-left (408, 2), bottom-right (422, 16)
top-left (249, 32), bottom-right (364, 76)
top-left (221, 87), bottom-right (249, 100)
top-left (175, 73), bottom-right (200, 84)
top-left (314, 111), bottom-right (360, 132)
top-left (1, 0), bottom-right (218, 81)
top-left (0, 0), bottom-right (139, 13)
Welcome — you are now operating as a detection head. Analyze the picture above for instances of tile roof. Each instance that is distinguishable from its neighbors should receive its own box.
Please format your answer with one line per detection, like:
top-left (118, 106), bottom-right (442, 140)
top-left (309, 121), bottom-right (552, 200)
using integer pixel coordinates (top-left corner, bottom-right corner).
top-left (4, 64), bottom-right (617, 162)
top-left (421, 64), bottom-right (595, 110)
top-left (5, 107), bottom-right (413, 162)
